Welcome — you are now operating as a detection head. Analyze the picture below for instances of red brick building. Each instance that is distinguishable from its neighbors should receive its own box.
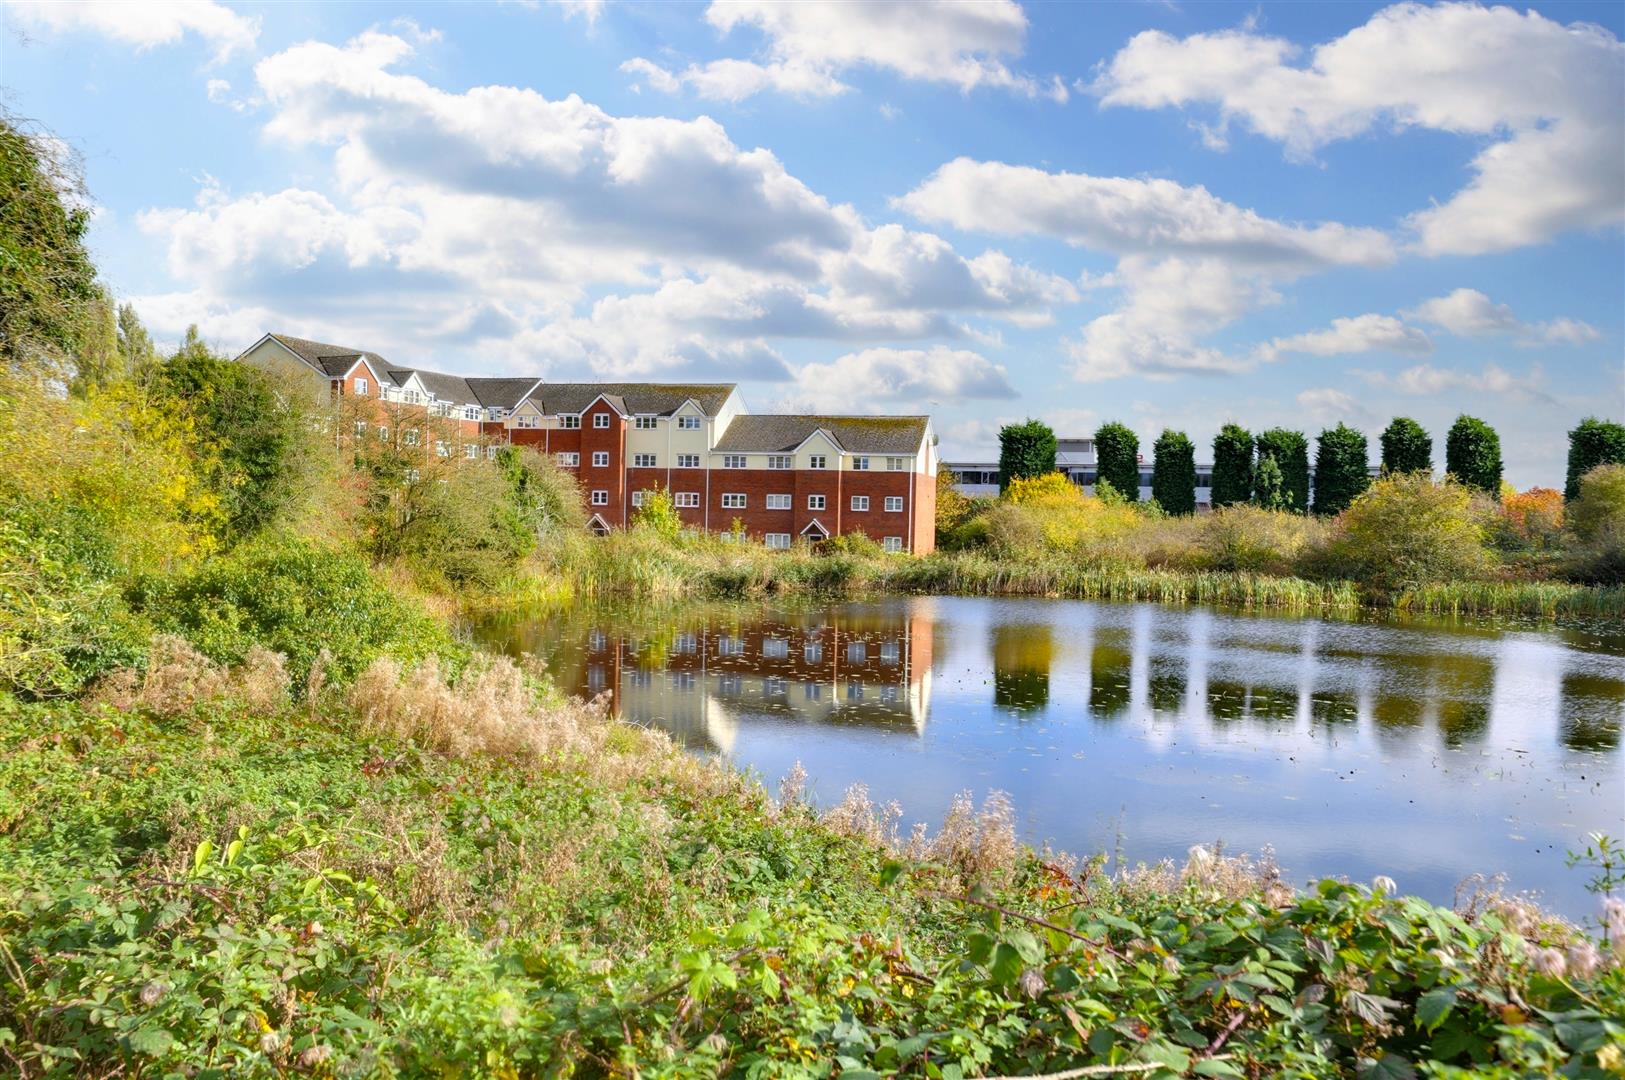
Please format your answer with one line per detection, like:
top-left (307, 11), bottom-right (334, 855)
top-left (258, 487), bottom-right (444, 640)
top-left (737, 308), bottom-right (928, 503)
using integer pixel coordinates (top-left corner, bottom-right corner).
top-left (238, 332), bottom-right (940, 553)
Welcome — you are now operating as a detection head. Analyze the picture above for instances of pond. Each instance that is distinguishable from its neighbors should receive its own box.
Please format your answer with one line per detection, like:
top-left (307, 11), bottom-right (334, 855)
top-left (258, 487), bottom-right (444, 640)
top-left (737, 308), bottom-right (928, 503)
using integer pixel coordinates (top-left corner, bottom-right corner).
top-left (475, 596), bottom-right (1625, 920)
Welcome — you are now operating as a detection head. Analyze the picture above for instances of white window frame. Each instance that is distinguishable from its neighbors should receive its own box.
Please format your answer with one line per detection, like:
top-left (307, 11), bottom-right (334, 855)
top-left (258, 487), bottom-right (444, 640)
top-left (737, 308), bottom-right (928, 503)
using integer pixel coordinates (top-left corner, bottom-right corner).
top-left (674, 492), bottom-right (700, 508)
top-left (485, 445), bottom-right (500, 460)
top-left (765, 494), bottom-right (791, 510)
top-left (464, 405), bottom-right (481, 421)
top-left (404, 430), bottom-right (420, 447)
top-left (884, 496), bottom-right (904, 512)
top-left (886, 456), bottom-right (908, 471)
top-left (559, 414), bottom-right (581, 429)
top-left (354, 420), bottom-right (367, 436)
top-left (883, 537), bottom-right (904, 553)
top-left (556, 452), bottom-right (579, 467)
top-left (721, 493), bottom-right (747, 509)
top-left (807, 494), bottom-right (826, 510)
top-left (355, 377), bottom-right (369, 397)
top-left (378, 425), bottom-right (389, 441)
top-left (767, 455), bottom-right (793, 470)
top-left (592, 451), bottom-right (610, 468)
top-left (852, 456), bottom-right (870, 471)
top-left (487, 407), bottom-right (508, 422)
top-left (436, 441), bottom-right (449, 458)
top-left (593, 412), bottom-right (611, 429)
top-left (851, 495), bottom-right (870, 511)
top-left (464, 443), bottom-right (478, 459)
top-left (676, 453), bottom-right (700, 469)
top-left (722, 454), bottom-right (747, 469)
top-left (631, 490), bottom-right (647, 507)
top-left (765, 533), bottom-right (791, 550)
top-left (809, 454), bottom-right (827, 469)
top-left (635, 416), bottom-right (659, 429)
top-left (515, 414), bottom-right (540, 429)
top-left (591, 489), bottom-right (609, 506)
top-left (677, 415), bottom-right (702, 430)
top-left (633, 453), bottom-right (657, 468)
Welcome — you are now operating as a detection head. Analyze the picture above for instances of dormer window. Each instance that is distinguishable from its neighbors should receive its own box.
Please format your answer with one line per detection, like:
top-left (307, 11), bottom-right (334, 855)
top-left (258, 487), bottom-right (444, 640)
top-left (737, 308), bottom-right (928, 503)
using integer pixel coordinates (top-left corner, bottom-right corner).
top-left (678, 415), bottom-right (702, 430)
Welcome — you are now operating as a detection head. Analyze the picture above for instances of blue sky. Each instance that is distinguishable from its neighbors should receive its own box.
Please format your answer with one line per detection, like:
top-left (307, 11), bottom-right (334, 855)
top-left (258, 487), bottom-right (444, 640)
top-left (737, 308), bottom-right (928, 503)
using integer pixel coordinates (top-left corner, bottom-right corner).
top-left (3, 0), bottom-right (1621, 485)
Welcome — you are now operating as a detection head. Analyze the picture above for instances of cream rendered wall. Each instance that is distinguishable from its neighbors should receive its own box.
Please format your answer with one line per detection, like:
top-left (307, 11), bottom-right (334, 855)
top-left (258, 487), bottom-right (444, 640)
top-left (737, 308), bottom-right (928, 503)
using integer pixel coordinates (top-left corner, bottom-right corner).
top-left (239, 339), bottom-right (326, 404)
top-left (504, 400), bottom-right (545, 429)
top-left (793, 432), bottom-right (841, 471)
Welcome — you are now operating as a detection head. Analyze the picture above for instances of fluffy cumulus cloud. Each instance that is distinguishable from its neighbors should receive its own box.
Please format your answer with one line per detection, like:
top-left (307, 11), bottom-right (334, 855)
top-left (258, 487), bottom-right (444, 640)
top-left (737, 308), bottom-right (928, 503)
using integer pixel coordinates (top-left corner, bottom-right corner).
top-left (1093, 2), bottom-right (1625, 255)
top-left (1295, 387), bottom-right (1370, 424)
top-left (1402, 288), bottom-right (1600, 345)
top-left (1258, 314), bottom-right (1432, 362)
top-left (622, 0), bottom-right (1065, 102)
top-left (135, 29), bottom-right (1074, 378)
top-left (2, 0), bottom-right (258, 61)
top-left (900, 158), bottom-right (1396, 382)
top-left (1355, 362), bottom-right (1552, 402)
top-left (784, 346), bottom-right (1018, 414)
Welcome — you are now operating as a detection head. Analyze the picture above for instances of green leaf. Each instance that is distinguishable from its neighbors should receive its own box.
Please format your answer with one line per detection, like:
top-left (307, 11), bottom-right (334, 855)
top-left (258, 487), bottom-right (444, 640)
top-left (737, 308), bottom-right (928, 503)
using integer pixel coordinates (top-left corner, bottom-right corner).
top-left (878, 859), bottom-right (908, 887)
top-left (1005, 927), bottom-right (1044, 965)
top-left (988, 942), bottom-right (1023, 986)
top-left (128, 1026), bottom-right (175, 1057)
top-left (1415, 986), bottom-right (1456, 1033)
top-left (1193, 1061), bottom-right (1245, 1077)
top-left (1358, 1053), bottom-right (1417, 1080)
top-left (191, 840), bottom-right (213, 874)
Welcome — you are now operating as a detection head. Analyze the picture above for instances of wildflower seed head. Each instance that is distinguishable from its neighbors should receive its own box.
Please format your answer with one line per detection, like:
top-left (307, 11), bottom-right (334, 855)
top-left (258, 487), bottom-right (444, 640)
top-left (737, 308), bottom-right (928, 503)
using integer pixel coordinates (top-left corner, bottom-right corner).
top-left (1372, 875), bottom-right (1397, 896)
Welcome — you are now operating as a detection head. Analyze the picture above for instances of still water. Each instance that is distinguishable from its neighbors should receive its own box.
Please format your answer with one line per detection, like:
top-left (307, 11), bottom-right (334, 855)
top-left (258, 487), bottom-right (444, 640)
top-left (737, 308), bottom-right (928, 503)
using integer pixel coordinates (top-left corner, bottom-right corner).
top-left (476, 596), bottom-right (1625, 919)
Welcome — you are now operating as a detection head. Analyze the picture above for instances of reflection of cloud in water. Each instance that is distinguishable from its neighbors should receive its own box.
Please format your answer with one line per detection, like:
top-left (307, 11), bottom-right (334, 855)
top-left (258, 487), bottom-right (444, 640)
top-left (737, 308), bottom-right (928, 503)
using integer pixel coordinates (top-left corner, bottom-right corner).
top-left (475, 594), bottom-right (1625, 920)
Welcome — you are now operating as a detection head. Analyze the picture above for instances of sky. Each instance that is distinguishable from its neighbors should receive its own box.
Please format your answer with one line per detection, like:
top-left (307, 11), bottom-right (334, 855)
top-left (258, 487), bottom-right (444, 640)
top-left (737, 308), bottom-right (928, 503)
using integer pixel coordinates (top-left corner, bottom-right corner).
top-left (2, 0), bottom-right (1621, 486)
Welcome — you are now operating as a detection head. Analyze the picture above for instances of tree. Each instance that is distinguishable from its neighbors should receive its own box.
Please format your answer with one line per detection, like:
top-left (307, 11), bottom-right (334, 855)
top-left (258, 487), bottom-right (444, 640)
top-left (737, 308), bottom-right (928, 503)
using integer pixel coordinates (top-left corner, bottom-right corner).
top-left (1151, 429), bottom-right (1197, 515)
top-left (1320, 474), bottom-right (1488, 592)
top-left (1565, 417), bottom-right (1625, 501)
top-left (1379, 417), bottom-right (1431, 475)
top-left (1312, 423), bottom-right (1371, 516)
top-left (1210, 424), bottom-right (1253, 508)
top-left (116, 303), bottom-right (158, 386)
top-left (935, 467), bottom-right (974, 540)
top-left (1444, 414), bottom-right (1502, 497)
top-left (1255, 428), bottom-right (1309, 513)
top-left (997, 419), bottom-right (1057, 492)
top-left (1, 115), bottom-right (101, 377)
top-left (1094, 421), bottom-right (1140, 503)
top-left (1253, 455), bottom-right (1288, 511)
top-left (67, 288), bottom-right (121, 397)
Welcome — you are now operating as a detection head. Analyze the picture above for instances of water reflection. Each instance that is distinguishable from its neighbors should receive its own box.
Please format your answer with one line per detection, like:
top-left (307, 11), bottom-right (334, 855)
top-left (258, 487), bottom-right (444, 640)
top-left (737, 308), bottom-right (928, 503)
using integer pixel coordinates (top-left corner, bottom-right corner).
top-left (478, 596), bottom-right (1625, 919)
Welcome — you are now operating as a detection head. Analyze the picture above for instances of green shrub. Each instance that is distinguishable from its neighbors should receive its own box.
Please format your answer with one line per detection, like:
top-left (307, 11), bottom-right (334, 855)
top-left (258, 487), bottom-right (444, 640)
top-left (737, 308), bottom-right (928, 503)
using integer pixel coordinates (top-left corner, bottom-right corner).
top-left (1380, 416), bottom-right (1432, 475)
top-left (997, 418), bottom-right (1057, 492)
top-left (1150, 429), bottom-right (1196, 515)
top-left (1445, 414), bottom-right (1503, 497)
top-left (1312, 422), bottom-right (1371, 515)
top-left (1563, 464), bottom-right (1625, 585)
top-left (1093, 421), bottom-right (1140, 503)
top-left (1310, 473), bottom-right (1489, 592)
top-left (1565, 417), bottom-right (1625, 501)
top-left (134, 536), bottom-right (457, 684)
top-left (1195, 505), bottom-right (1324, 576)
top-left (1255, 428), bottom-right (1309, 513)
top-left (1210, 424), bottom-right (1253, 508)
top-left (630, 485), bottom-right (682, 540)
top-left (497, 445), bottom-right (587, 540)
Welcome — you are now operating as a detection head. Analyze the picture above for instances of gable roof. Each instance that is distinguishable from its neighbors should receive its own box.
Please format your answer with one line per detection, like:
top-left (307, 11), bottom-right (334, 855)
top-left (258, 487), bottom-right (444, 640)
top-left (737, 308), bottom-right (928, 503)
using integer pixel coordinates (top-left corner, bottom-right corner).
top-left (263, 333), bottom-right (388, 378)
top-left (712, 414), bottom-right (929, 455)
top-left (524, 382), bottom-right (736, 418)
top-left (465, 377), bottom-right (541, 410)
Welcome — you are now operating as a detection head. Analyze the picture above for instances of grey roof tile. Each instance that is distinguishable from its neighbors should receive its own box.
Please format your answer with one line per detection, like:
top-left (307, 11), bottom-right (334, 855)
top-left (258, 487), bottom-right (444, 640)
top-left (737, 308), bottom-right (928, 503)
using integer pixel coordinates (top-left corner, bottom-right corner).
top-left (525, 383), bottom-right (736, 417)
top-left (713, 414), bottom-right (928, 454)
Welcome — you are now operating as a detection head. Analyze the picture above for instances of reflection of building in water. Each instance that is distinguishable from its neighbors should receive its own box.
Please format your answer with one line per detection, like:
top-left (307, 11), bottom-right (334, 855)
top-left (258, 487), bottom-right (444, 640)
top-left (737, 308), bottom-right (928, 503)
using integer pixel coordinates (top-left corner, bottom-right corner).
top-left (992, 623), bottom-right (1053, 715)
top-left (1560, 672), bottom-right (1624, 753)
top-left (554, 606), bottom-right (935, 753)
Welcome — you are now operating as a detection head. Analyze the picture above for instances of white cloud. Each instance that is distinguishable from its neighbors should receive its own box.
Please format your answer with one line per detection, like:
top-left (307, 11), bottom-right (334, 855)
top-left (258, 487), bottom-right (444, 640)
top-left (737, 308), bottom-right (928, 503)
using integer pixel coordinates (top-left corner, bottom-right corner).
top-left (1295, 387), bottom-right (1370, 424)
top-left (1093, 2), bottom-right (1625, 255)
top-left (785, 346), bottom-right (1018, 413)
top-left (137, 30), bottom-right (1074, 381)
top-left (623, 0), bottom-right (1065, 102)
top-left (1354, 361), bottom-right (1552, 402)
top-left (3, 0), bottom-right (259, 62)
top-left (551, 0), bottom-right (605, 26)
top-left (899, 158), bottom-right (1394, 270)
top-left (1258, 313), bottom-right (1432, 362)
top-left (1402, 288), bottom-right (1599, 345)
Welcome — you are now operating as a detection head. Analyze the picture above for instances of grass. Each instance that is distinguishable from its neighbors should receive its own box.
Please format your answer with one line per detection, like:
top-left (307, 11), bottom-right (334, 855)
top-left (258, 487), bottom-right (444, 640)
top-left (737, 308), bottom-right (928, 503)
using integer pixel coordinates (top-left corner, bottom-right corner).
top-left (3, 638), bottom-right (1620, 1077)
top-left (501, 529), bottom-right (1625, 620)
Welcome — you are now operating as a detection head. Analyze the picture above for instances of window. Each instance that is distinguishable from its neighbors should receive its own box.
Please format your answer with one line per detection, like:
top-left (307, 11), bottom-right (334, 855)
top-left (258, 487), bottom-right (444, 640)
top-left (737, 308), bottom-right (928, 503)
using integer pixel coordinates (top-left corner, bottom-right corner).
top-left (592, 451), bottom-right (609, 467)
top-left (487, 407), bottom-right (508, 422)
top-left (355, 377), bottom-right (369, 396)
top-left (404, 429), bottom-right (419, 447)
top-left (354, 420), bottom-right (367, 436)
top-left (464, 405), bottom-right (480, 421)
top-left (804, 642), bottom-right (823, 664)
top-left (722, 455), bottom-right (747, 469)
top-left (883, 537), bottom-right (904, 553)
top-left (886, 456), bottom-right (908, 471)
top-left (884, 496), bottom-right (904, 512)
top-left (721, 493), bottom-right (746, 509)
top-left (405, 468), bottom-right (420, 484)
top-left (765, 494), bottom-right (791, 510)
top-left (673, 672), bottom-right (696, 691)
top-left (674, 492), bottom-right (700, 508)
top-left (804, 682), bottom-right (823, 701)
top-left (846, 682), bottom-right (865, 701)
top-left (809, 454), bottom-right (827, 469)
top-left (560, 414), bottom-right (580, 429)
top-left (378, 425), bottom-right (389, 441)
top-left (765, 533), bottom-right (791, 549)
top-left (852, 456), bottom-right (870, 471)
top-left (593, 412), bottom-right (611, 429)
top-left (635, 416), bottom-right (659, 429)
top-left (436, 441), bottom-right (449, 457)
top-left (673, 633), bottom-right (696, 654)
top-left (851, 495), bottom-right (870, 511)
top-left (591, 490), bottom-right (608, 506)
top-left (515, 414), bottom-right (540, 429)
top-left (676, 453), bottom-right (700, 468)
top-left (765, 677), bottom-right (787, 696)
top-left (678, 415), bottom-right (702, 430)
top-left (464, 444), bottom-right (478, 459)
top-left (719, 675), bottom-right (742, 696)
top-left (718, 636), bottom-right (744, 657)
top-left (633, 453), bottom-right (656, 468)
top-left (880, 641), bottom-right (900, 664)
top-left (762, 637), bottom-right (788, 658)
top-left (767, 455), bottom-right (793, 470)
top-left (631, 490), bottom-right (646, 507)
top-left (847, 642), bottom-right (867, 664)
top-left (485, 445), bottom-right (500, 459)
top-left (807, 494), bottom-right (826, 511)
top-left (556, 452), bottom-right (580, 467)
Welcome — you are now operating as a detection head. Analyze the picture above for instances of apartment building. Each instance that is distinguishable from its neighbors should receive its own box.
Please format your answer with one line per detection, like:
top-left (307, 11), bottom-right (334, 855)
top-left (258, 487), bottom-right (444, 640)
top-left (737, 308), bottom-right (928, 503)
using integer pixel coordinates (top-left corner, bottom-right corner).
top-left (238, 332), bottom-right (939, 554)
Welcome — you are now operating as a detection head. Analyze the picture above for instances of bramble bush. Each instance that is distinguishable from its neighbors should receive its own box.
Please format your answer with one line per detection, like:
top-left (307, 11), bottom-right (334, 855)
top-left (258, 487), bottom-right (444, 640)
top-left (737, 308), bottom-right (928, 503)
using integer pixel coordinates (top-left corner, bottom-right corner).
top-left (1307, 474), bottom-right (1489, 593)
